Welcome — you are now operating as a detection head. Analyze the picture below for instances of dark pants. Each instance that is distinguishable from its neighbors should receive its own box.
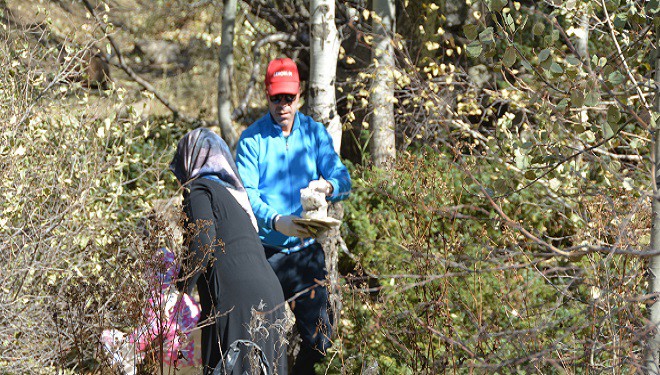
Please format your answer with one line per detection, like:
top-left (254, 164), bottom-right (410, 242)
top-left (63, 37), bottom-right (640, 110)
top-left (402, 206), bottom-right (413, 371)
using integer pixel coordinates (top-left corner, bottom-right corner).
top-left (265, 242), bottom-right (333, 375)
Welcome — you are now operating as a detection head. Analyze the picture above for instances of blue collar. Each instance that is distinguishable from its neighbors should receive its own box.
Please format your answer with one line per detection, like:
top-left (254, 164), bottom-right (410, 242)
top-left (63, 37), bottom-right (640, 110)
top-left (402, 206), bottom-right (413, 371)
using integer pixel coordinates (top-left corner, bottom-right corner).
top-left (269, 112), bottom-right (300, 135)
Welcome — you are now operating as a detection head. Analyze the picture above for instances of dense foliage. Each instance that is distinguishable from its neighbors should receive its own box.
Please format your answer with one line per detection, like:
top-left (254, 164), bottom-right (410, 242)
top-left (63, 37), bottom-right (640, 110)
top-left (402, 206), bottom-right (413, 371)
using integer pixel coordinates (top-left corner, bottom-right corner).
top-left (0, 0), bottom-right (657, 374)
top-left (336, 149), bottom-right (648, 373)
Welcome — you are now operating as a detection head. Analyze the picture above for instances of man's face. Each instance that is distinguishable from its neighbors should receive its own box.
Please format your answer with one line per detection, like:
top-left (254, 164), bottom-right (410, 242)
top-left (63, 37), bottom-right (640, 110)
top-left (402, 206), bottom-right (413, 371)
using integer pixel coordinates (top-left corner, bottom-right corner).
top-left (268, 92), bottom-right (300, 129)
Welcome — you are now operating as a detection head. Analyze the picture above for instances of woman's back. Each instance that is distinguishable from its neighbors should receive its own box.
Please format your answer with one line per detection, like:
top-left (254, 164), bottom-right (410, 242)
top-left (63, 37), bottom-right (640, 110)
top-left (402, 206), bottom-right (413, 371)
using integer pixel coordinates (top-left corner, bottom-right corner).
top-left (183, 177), bottom-right (288, 374)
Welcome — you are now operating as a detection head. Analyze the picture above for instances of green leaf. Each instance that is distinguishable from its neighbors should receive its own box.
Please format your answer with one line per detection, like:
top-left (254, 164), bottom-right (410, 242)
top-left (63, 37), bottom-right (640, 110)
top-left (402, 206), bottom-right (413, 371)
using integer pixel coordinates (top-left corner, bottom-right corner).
top-left (484, 44), bottom-right (497, 58)
top-left (463, 24), bottom-right (479, 40)
top-left (538, 49), bottom-right (551, 62)
top-left (493, 178), bottom-right (508, 192)
top-left (549, 62), bottom-right (563, 74)
top-left (584, 90), bottom-right (600, 107)
top-left (466, 41), bottom-right (483, 58)
top-left (607, 105), bottom-right (621, 124)
top-left (603, 65), bottom-right (615, 77)
top-left (613, 13), bottom-right (627, 28)
top-left (524, 170), bottom-right (536, 180)
top-left (604, 0), bottom-right (618, 12)
top-left (479, 27), bottom-right (495, 43)
top-left (571, 91), bottom-right (584, 107)
top-left (490, 0), bottom-right (508, 12)
top-left (608, 71), bottom-right (625, 85)
top-left (539, 57), bottom-right (552, 70)
top-left (566, 56), bottom-right (580, 66)
top-left (515, 148), bottom-right (530, 169)
top-left (601, 122), bottom-right (614, 139)
top-left (502, 46), bottom-right (517, 67)
top-left (551, 30), bottom-right (560, 42)
top-left (566, 67), bottom-right (579, 79)
top-left (630, 138), bottom-right (642, 149)
top-left (556, 98), bottom-right (569, 111)
top-left (519, 15), bottom-right (528, 30)
top-left (505, 13), bottom-right (515, 32)
top-left (520, 59), bottom-right (533, 71)
top-left (532, 22), bottom-right (545, 35)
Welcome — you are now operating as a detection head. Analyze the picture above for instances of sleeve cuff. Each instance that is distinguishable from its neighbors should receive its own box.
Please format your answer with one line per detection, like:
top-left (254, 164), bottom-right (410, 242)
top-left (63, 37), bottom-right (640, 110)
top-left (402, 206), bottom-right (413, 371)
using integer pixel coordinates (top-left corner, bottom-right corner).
top-left (328, 180), bottom-right (338, 197)
top-left (270, 213), bottom-right (280, 231)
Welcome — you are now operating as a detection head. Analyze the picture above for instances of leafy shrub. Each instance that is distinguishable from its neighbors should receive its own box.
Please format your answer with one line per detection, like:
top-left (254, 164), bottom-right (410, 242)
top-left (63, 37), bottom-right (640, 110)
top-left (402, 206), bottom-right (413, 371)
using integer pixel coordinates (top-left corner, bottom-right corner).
top-left (330, 145), bottom-right (647, 373)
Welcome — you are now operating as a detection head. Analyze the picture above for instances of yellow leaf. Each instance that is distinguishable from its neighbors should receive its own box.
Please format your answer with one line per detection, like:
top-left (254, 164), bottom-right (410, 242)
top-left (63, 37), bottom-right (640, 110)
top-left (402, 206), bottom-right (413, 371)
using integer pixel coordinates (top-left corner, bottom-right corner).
top-left (425, 41), bottom-right (440, 51)
top-left (13, 145), bottom-right (26, 156)
top-left (362, 9), bottom-right (370, 20)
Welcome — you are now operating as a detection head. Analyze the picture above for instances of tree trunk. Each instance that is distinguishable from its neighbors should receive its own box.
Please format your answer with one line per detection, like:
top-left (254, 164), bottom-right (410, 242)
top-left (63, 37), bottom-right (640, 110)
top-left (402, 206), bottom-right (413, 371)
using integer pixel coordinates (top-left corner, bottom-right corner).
top-left (307, 0), bottom-right (341, 153)
top-left (308, 0), bottom-right (343, 336)
top-left (575, 11), bottom-right (589, 60)
top-left (369, 0), bottom-right (396, 167)
top-left (647, 21), bottom-right (660, 373)
top-left (575, 5), bottom-right (590, 155)
top-left (217, 0), bottom-right (238, 150)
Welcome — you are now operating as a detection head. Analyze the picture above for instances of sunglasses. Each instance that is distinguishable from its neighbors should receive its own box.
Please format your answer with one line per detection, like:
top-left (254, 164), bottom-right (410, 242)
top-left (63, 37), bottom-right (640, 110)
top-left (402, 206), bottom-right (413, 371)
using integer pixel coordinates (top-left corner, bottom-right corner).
top-left (269, 94), bottom-right (296, 104)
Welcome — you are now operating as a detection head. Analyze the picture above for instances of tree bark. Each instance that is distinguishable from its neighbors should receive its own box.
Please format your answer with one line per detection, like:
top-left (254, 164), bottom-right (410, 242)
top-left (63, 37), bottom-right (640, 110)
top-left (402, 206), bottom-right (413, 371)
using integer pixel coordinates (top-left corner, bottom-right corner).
top-left (369, 0), bottom-right (396, 167)
top-left (307, 0), bottom-right (341, 153)
top-left (647, 21), bottom-right (660, 373)
top-left (308, 0), bottom-right (343, 336)
top-left (218, 0), bottom-right (239, 150)
top-left (575, 11), bottom-right (589, 60)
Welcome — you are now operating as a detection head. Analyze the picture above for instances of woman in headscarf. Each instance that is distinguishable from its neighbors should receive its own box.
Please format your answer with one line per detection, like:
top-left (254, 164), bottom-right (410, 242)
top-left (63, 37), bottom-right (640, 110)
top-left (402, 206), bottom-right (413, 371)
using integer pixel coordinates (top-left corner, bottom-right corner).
top-left (170, 128), bottom-right (288, 375)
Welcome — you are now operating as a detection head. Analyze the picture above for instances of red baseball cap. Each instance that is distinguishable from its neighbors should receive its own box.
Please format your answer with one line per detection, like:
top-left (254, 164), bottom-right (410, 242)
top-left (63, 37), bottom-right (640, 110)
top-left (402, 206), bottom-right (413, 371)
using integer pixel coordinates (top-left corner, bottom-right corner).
top-left (265, 58), bottom-right (300, 96)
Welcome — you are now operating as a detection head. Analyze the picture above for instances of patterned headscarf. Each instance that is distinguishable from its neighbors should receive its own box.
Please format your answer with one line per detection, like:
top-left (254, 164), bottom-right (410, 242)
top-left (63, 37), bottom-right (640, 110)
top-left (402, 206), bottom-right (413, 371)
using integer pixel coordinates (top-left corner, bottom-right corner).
top-left (170, 128), bottom-right (258, 231)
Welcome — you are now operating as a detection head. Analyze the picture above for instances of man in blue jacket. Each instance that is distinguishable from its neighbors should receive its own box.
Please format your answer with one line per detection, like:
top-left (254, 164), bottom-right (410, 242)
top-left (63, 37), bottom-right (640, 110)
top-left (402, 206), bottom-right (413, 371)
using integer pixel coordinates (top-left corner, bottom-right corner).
top-left (236, 57), bottom-right (351, 374)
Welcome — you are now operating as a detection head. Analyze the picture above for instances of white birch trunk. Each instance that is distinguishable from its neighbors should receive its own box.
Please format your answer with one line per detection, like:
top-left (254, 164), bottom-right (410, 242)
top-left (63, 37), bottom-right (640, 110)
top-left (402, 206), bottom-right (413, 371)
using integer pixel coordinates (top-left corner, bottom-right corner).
top-left (575, 5), bottom-right (590, 151)
top-left (647, 21), bottom-right (660, 375)
top-left (308, 0), bottom-right (341, 153)
top-left (217, 0), bottom-right (238, 150)
top-left (370, 0), bottom-right (396, 167)
top-left (308, 0), bottom-right (343, 337)
top-left (575, 11), bottom-right (589, 60)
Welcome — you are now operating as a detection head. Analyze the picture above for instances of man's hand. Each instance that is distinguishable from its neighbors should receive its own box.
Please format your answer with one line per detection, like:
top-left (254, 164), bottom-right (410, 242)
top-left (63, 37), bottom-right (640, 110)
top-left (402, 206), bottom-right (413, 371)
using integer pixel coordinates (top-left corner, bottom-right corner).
top-left (274, 215), bottom-right (311, 238)
top-left (308, 179), bottom-right (333, 196)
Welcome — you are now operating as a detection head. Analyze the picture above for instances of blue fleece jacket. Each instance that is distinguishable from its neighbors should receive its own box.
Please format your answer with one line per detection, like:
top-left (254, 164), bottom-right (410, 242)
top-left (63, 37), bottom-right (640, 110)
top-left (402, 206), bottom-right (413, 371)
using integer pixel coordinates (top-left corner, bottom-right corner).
top-left (236, 111), bottom-right (351, 249)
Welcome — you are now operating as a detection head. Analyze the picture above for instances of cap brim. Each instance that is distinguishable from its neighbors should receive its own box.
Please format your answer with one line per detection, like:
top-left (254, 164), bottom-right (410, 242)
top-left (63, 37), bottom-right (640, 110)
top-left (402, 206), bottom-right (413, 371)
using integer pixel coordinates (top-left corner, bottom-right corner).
top-left (267, 82), bottom-right (299, 96)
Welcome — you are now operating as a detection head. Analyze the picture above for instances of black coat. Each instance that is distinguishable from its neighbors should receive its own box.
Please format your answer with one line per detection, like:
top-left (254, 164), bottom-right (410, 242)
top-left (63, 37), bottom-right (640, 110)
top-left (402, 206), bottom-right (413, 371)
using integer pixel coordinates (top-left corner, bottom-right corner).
top-left (181, 178), bottom-right (287, 375)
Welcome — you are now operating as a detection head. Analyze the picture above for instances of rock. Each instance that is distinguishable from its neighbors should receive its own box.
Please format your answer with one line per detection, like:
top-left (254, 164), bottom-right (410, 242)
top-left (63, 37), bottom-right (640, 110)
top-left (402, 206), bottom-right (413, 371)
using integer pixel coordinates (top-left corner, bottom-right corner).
top-left (133, 39), bottom-right (189, 70)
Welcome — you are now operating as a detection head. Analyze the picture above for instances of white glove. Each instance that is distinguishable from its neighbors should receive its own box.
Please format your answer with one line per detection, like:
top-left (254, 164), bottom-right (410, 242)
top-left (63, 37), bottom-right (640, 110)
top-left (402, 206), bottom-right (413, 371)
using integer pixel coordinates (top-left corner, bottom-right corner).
top-left (274, 215), bottom-right (311, 238)
top-left (308, 179), bottom-right (333, 196)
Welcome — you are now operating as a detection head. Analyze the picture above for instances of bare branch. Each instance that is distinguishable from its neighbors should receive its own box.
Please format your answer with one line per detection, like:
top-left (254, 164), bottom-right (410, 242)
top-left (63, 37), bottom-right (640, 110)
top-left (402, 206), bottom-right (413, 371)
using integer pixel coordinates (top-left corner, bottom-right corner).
top-left (80, 0), bottom-right (216, 125)
top-left (601, 0), bottom-right (650, 111)
top-left (232, 33), bottom-right (299, 121)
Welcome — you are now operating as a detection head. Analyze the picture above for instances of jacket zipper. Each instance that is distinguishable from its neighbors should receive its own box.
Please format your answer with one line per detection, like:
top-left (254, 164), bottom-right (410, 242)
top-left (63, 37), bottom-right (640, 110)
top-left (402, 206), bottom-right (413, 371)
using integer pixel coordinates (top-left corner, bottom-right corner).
top-left (284, 134), bottom-right (294, 214)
